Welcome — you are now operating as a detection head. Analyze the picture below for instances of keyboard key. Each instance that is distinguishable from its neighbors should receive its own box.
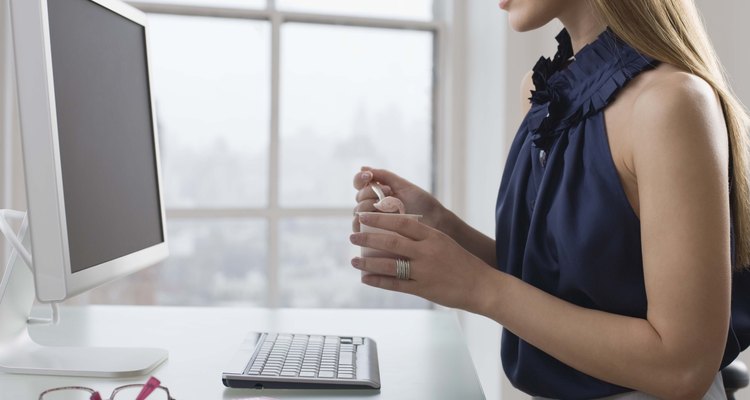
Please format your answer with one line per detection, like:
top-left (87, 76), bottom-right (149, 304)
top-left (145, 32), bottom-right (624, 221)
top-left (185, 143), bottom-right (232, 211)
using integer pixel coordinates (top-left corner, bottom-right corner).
top-left (318, 371), bottom-right (335, 378)
top-left (299, 371), bottom-right (316, 378)
top-left (339, 352), bottom-right (354, 365)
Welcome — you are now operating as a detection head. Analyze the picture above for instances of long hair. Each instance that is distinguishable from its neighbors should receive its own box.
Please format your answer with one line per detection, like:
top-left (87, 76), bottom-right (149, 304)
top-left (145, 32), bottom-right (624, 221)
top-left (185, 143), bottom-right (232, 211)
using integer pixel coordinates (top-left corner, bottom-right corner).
top-left (589, 0), bottom-right (750, 269)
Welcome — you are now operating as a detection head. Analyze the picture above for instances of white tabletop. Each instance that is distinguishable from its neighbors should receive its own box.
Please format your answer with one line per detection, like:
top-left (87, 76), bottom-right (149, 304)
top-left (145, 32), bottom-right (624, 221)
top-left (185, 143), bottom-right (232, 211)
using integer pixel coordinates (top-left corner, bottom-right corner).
top-left (0, 305), bottom-right (486, 399)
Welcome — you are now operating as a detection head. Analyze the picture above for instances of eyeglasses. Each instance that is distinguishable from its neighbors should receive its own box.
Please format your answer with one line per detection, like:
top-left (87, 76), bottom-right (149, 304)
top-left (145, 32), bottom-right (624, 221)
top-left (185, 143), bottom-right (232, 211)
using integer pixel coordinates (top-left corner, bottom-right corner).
top-left (39, 376), bottom-right (175, 400)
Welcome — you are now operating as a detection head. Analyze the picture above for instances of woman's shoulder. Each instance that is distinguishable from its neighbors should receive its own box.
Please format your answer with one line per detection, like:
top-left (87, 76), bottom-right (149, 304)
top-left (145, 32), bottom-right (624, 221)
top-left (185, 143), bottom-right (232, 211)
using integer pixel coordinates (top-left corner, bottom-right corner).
top-left (604, 62), bottom-right (727, 191)
top-left (627, 63), bottom-right (720, 122)
top-left (614, 63), bottom-right (725, 142)
top-left (623, 62), bottom-right (728, 174)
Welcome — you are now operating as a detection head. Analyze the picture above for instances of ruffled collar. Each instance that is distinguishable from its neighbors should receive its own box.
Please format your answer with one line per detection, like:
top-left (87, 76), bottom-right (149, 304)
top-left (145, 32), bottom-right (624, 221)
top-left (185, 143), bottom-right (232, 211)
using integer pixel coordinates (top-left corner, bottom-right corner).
top-left (527, 28), bottom-right (658, 150)
top-left (529, 29), bottom-right (575, 107)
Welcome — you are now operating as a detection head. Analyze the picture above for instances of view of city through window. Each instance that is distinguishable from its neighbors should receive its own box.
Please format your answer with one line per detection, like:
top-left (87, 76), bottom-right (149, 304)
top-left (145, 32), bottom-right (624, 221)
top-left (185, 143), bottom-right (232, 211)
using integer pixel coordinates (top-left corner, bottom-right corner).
top-left (75, 0), bottom-right (436, 309)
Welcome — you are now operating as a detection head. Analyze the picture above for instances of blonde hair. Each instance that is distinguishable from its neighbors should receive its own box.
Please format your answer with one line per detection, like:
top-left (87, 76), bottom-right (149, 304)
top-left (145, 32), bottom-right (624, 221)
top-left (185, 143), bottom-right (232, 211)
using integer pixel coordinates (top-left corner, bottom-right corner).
top-left (589, 0), bottom-right (750, 269)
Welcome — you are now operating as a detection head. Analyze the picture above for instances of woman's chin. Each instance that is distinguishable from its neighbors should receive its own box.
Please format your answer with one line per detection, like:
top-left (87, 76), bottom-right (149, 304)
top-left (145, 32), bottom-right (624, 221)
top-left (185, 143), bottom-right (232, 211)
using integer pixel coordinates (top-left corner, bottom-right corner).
top-left (508, 13), bottom-right (553, 32)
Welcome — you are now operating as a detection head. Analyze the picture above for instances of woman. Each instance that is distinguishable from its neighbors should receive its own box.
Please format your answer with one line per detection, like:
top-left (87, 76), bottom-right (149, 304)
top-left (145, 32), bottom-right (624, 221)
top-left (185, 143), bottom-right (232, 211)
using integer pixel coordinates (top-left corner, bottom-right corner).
top-left (349, 0), bottom-right (750, 398)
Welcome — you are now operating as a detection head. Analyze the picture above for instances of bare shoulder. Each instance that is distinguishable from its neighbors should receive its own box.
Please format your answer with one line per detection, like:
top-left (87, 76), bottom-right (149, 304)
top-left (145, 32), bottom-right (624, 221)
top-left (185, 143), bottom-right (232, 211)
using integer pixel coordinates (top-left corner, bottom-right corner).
top-left (624, 64), bottom-right (727, 151)
top-left (625, 63), bottom-right (729, 175)
top-left (630, 64), bottom-right (725, 135)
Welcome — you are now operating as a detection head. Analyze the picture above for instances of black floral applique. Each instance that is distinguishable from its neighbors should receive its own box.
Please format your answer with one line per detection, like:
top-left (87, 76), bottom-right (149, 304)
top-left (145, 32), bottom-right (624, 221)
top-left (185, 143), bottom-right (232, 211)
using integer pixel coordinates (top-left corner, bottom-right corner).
top-left (527, 30), bottom-right (574, 150)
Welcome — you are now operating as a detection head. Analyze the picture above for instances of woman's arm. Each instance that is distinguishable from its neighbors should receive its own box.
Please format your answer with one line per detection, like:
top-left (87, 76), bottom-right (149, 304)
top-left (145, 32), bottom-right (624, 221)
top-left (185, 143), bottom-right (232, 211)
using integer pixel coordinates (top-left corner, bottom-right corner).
top-left (351, 72), bottom-right (731, 398)
top-left (439, 208), bottom-right (498, 268)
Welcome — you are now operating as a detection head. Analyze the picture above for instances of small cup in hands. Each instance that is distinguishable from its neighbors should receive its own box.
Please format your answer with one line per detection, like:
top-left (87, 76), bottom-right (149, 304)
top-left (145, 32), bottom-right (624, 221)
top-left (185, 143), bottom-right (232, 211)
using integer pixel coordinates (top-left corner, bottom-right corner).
top-left (356, 212), bottom-right (422, 276)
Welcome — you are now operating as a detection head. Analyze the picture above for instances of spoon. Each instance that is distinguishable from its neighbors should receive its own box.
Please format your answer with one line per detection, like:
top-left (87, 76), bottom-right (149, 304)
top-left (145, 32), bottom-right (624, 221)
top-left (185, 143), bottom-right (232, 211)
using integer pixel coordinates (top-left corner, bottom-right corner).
top-left (371, 183), bottom-right (406, 214)
top-left (371, 183), bottom-right (386, 202)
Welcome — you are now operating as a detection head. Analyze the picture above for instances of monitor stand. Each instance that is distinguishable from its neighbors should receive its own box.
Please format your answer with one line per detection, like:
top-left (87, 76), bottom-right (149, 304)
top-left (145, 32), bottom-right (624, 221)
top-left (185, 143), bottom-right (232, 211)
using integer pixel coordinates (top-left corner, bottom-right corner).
top-left (0, 211), bottom-right (167, 377)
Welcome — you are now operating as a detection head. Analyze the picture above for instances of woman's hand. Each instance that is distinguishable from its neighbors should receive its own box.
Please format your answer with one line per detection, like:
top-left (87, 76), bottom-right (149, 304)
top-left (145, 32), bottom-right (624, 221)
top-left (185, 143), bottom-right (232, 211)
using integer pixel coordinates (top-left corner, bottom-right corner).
top-left (352, 167), bottom-right (447, 233)
top-left (349, 212), bottom-right (496, 311)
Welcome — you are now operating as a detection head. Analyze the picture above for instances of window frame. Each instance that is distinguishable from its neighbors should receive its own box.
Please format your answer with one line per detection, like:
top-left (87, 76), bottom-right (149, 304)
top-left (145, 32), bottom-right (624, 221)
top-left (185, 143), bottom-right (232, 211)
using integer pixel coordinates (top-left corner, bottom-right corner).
top-left (116, 1), bottom-right (451, 308)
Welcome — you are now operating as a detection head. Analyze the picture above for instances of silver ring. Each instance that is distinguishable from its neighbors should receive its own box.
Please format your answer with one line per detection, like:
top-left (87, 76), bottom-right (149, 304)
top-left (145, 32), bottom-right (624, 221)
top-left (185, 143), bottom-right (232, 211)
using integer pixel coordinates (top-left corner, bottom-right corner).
top-left (395, 259), bottom-right (411, 280)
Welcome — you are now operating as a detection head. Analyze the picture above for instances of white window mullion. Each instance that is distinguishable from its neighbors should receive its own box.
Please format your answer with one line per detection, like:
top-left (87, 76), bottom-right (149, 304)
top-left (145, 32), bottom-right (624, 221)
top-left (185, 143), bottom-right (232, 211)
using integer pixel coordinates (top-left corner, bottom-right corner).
top-left (430, 27), bottom-right (441, 197)
top-left (267, 10), bottom-right (282, 307)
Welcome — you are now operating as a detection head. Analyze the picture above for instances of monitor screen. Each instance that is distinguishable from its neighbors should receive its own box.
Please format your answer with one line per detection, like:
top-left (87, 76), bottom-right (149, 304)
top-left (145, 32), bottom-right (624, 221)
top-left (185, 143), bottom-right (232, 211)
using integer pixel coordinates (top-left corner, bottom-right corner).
top-left (47, 0), bottom-right (164, 274)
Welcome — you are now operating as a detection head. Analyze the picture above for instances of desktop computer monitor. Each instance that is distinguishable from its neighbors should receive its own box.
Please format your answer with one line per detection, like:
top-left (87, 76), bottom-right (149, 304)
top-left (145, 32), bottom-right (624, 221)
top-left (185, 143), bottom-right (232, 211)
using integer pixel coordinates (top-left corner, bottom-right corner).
top-left (0, 0), bottom-right (169, 377)
top-left (12, 0), bottom-right (168, 302)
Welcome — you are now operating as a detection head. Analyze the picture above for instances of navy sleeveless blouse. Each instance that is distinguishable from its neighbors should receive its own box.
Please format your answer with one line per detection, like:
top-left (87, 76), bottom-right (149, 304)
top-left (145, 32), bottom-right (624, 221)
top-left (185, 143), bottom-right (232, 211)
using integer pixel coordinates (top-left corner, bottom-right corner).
top-left (495, 28), bottom-right (750, 398)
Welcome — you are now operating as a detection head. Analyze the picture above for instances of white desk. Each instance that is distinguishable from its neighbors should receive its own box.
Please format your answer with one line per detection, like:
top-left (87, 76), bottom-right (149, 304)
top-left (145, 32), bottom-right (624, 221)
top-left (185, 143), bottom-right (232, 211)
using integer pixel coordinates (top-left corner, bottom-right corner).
top-left (0, 306), bottom-right (486, 399)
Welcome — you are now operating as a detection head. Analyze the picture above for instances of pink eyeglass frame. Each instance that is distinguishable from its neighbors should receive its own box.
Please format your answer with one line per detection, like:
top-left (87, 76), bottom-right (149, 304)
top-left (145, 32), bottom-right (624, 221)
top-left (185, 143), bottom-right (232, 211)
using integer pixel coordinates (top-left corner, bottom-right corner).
top-left (38, 376), bottom-right (175, 400)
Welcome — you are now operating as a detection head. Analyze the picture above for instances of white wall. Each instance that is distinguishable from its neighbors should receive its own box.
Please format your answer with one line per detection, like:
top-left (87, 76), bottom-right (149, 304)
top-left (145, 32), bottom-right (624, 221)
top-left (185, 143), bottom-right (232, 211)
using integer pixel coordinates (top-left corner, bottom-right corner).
top-left (459, 4), bottom-right (506, 400)
top-left (697, 0), bottom-right (750, 106)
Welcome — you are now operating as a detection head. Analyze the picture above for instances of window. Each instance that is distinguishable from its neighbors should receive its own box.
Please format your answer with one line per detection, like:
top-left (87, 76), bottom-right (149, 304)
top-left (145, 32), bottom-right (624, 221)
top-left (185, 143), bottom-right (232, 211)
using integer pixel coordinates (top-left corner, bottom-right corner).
top-left (277, 0), bottom-right (433, 20)
top-left (78, 0), bottom-right (441, 308)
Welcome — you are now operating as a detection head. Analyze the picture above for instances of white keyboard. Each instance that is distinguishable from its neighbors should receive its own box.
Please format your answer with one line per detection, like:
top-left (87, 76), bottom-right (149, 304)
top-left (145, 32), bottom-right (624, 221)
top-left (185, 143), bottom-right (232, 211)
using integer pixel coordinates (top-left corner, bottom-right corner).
top-left (222, 332), bottom-right (381, 389)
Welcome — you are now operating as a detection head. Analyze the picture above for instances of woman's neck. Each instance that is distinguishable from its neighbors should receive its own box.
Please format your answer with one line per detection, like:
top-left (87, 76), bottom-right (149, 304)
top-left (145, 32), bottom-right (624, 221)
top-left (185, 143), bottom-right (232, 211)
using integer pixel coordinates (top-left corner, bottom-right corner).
top-left (558, 4), bottom-right (607, 54)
